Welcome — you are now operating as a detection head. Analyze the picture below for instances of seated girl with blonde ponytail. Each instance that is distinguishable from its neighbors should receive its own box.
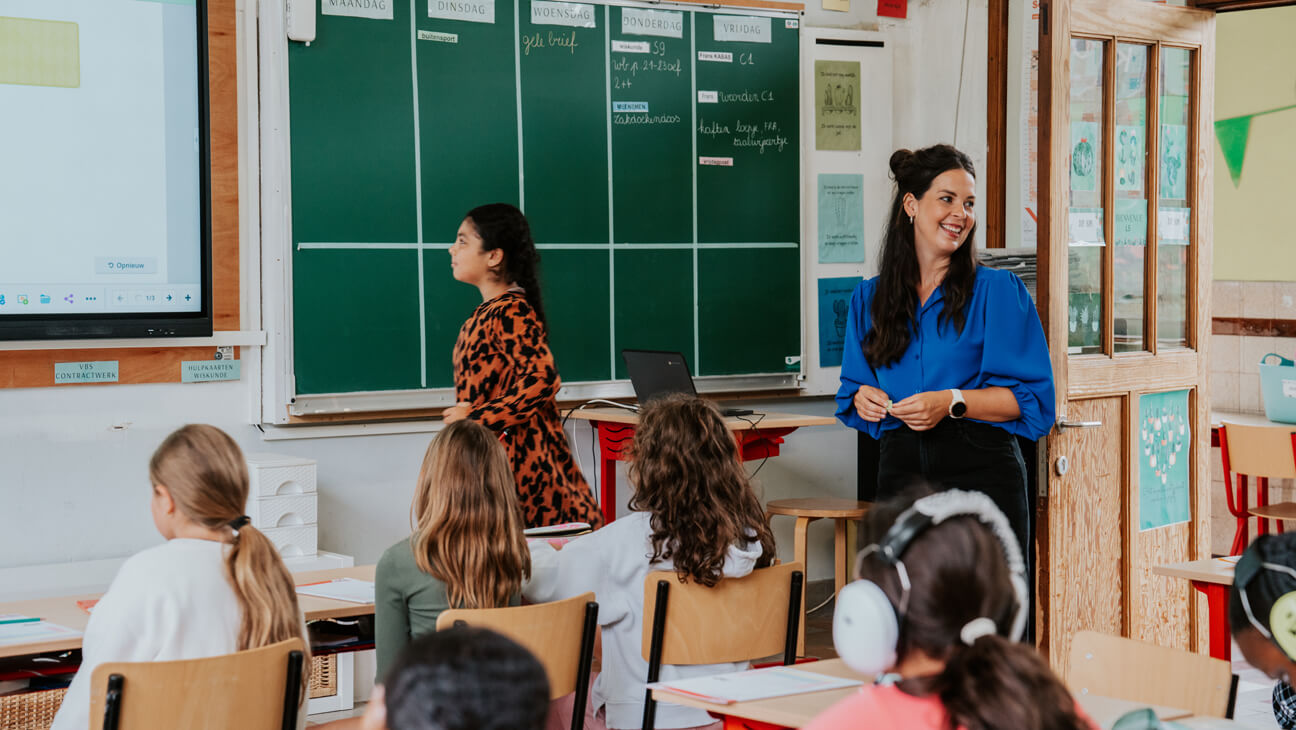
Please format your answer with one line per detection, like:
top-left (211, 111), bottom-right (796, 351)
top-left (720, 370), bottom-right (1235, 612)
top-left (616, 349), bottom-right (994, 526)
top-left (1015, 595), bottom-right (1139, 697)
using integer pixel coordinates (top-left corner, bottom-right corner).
top-left (51, 424), bottom-right (309, 730)
top-left (807, 487), bottom-right (1096, 730)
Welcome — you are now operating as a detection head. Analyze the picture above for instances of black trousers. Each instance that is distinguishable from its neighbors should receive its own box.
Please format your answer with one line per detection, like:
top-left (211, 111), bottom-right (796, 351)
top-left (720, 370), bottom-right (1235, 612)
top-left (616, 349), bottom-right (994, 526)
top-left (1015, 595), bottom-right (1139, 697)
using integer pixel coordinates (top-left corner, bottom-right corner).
top-left (876, 419), bottom-right (1032, 586)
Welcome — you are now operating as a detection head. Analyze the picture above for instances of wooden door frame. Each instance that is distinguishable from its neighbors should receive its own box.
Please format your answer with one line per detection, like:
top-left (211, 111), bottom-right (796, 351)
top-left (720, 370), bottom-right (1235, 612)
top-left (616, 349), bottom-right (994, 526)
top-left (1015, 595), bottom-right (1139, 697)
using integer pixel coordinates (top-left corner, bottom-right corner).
top-left (1035, 0), bottom-right (1216, 659)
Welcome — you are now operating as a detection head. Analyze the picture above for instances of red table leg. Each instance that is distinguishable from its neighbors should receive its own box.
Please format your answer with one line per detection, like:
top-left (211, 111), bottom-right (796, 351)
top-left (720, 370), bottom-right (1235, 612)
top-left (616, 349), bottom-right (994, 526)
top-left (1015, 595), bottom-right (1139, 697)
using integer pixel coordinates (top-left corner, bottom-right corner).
top-left (1194, 580), bottom-right (1232, 661)
top-left (593, 421), bottom-right (636, 525)
top-left (722, 718), bottom-right (791, 730)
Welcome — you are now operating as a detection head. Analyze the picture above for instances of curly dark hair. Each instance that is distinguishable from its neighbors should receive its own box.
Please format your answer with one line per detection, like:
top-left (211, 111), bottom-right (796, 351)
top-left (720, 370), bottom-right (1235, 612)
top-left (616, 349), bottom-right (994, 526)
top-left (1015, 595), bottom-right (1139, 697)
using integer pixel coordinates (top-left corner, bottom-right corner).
top-left (626, 394), bottom-right (775, 586)
top-left (464, 203), bottom-right (546, 325)
top-left (866, 145), bottom-right (978, 369)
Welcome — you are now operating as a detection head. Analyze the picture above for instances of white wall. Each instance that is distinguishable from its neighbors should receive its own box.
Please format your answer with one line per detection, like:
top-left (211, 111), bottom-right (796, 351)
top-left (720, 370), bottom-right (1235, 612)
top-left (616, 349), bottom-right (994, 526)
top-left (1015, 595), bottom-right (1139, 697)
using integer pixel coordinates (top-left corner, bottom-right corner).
top-left (0, 1), bottom-right (985, 584)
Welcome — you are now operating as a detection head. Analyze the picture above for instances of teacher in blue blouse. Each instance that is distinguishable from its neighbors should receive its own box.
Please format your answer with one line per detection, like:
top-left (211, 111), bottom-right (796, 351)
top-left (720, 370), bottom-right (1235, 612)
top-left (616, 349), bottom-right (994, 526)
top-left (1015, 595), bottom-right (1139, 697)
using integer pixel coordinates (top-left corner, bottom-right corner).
top-left (836, 144), bottom-right (1055, 565)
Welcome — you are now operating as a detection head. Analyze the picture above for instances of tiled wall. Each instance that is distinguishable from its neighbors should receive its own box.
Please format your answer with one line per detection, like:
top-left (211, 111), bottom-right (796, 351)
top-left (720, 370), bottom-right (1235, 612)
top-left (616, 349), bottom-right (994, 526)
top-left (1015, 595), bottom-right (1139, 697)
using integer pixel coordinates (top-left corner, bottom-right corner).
top-left (1209, 280), bottom-right (1296, 555)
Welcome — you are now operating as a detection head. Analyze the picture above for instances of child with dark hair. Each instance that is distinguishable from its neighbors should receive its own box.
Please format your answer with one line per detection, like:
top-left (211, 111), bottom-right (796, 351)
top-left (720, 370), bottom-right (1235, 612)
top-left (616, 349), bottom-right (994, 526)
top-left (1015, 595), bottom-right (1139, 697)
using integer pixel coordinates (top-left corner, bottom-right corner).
top-left (1230, 533), bottom-right (1296, 729)
top-left (360, 625), bottom-right (550, 730)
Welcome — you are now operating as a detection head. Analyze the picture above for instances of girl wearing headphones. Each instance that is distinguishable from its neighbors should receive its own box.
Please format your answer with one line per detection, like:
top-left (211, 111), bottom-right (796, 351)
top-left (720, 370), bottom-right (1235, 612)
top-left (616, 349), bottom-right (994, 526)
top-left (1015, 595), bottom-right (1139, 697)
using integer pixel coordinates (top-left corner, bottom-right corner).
top-left (1230, 533), bottom-right (1296, 729)
top-left (808, 489), bottom-right (1092, 730)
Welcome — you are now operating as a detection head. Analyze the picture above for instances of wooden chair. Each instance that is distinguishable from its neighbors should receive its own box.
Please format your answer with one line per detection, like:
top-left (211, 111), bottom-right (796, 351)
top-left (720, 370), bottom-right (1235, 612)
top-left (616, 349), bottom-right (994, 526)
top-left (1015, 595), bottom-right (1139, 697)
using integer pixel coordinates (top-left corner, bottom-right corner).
top-left (640, 561), bottom-right (804, 730)
top-left (437, 592), bottom-right (598, 730)
top-left (89, 637), bottom-right (306, 730)
top-left (1067, 630), bottom-right (1237, 719)
top-left (1219, 421), bottom-right (1296, 555)
top-left (765, 498), bottom-right (869, 654)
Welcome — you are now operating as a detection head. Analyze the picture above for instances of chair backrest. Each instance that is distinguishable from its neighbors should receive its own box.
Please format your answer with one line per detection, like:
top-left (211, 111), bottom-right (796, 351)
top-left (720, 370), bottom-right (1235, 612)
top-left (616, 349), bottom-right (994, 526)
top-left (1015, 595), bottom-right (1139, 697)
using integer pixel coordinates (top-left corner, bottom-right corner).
top-left (88, 637), bottom-right (306, 730)
top-left (1067, 630), bottom-right (1235, 718)
top-left (436, 592), bottom-right (597, 699)
top-left (640, 561), bottom-right (803, 665)
top-left (1220, 422), bottom-right (1296, 479)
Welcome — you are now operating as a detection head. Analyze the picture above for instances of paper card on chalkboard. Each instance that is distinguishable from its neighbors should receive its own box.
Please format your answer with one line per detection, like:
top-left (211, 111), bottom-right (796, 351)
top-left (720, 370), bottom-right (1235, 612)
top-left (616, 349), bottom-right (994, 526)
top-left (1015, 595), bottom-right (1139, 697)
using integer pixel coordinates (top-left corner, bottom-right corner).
top-left (713, 15), bottom-right (770, 44)
top-left (530, 1), bottom-right (596, 28)
top-left (698, 91), bottom-right (718, 103)
top-left (698, 51), bottom-right (733, 63)
top-left (428, 0), bottom-right (494, 24)
top-left (322, 0), bottom-right (393, 20)
top-left (612, 40), bottom-right (649, 53)
top-left (699, 156), bottom-right (734, 167)
top-left (815, 61), bottom-right (860, 151)
top-left (817, 174), bottom-right (865, 263)
top-left (621, 8), bottom-right (683, 38)
top-left (417, 30), bottom-right (459, 42)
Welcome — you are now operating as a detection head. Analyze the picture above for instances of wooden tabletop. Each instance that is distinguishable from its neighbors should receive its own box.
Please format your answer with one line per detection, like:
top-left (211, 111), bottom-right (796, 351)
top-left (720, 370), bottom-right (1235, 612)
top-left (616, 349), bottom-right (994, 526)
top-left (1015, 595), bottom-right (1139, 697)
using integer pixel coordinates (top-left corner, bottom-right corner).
top-left (650, 658), bottom-right (866, 727)
top-left (565, 407), bottom-right (838, 430)
top-left (1210, 409), bottom-right (1293, 429)
top-left (1151, 557), bottom-right (1235, 587)
top-left (0, 565), bottom-right (376, 659)
top-left (1076, 693), bottom-right (1193, 728)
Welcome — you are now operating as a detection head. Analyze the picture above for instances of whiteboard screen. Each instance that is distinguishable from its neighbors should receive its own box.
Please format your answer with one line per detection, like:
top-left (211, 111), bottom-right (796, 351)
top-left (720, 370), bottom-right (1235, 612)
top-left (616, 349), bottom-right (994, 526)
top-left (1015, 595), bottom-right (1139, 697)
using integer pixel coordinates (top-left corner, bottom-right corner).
top-left (0, 0), bottom-right (211, 340)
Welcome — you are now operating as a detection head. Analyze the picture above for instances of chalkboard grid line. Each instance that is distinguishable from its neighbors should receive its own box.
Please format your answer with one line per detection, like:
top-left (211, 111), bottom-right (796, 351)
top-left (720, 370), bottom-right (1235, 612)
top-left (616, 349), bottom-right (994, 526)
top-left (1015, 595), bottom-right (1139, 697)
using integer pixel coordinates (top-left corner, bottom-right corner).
top-left (409, 0), bottom-right (428, 388)
top-left (294, 242), bottom-right (800, 250)
top-left (603, 5), bottom-right (616, 379)
top-left (691, 18), bottom-right (700, 375)
top-left (514, 0), bottom-right (526, 211)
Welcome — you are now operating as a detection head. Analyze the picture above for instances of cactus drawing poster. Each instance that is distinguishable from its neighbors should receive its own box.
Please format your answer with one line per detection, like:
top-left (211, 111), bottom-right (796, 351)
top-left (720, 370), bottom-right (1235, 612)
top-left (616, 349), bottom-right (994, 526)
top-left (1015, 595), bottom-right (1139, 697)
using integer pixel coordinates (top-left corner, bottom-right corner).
top-left (1070, 121), bottom-right (1099, 193)
top-left (1138, 389), bottom-right (1191, 530)
top-left (818, 277), bottom-right (861, 368)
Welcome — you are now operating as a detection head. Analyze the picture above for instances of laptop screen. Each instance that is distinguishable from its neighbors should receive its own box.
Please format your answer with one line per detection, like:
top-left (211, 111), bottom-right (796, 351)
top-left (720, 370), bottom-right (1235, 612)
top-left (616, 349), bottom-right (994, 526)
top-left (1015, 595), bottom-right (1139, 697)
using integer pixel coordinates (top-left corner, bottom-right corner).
top-left (621, 349), bottom-right (697, 403)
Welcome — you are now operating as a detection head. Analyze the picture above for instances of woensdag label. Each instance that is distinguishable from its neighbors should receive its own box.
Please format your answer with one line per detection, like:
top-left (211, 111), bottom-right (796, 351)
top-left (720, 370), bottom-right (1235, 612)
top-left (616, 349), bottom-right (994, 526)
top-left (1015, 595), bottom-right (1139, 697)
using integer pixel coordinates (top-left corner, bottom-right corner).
top-left (621, 8), bottom-right (682, 38)
top-left (429, 0), bottom-right (494, 24)
top-left (530, 1), bottom-right (595, 28)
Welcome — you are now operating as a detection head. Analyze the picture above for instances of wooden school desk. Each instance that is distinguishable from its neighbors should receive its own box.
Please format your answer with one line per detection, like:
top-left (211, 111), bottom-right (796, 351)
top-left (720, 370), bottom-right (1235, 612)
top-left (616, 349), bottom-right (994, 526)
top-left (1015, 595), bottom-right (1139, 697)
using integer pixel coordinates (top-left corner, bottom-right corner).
top-left (567, 407), bottom-right (838, 523)
top-left (649, 658), bottom-right (1196, 729)
top-left (0, 565), bottom-right (376, 660)
top-left (1153, 557), bottom-right (1235, 661)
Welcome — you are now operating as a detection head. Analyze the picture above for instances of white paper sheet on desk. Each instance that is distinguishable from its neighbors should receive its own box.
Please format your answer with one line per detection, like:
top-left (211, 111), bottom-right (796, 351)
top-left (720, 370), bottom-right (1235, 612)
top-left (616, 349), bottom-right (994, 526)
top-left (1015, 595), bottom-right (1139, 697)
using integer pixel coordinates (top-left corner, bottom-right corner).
top-left (0, 614), bottom-right (82, 647)
top-left (295, 578), bottom-right (375, 604)
top-left (650, 666), bottom-right (863, 704)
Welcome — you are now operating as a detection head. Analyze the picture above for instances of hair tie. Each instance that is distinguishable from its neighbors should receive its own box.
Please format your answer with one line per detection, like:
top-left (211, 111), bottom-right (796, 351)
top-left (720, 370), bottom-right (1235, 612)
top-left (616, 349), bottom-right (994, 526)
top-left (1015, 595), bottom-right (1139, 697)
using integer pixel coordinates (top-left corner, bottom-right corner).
top-left (960, 617), bottom-right (997, 646)
top-left (228, 515), bottom-right (251, 538)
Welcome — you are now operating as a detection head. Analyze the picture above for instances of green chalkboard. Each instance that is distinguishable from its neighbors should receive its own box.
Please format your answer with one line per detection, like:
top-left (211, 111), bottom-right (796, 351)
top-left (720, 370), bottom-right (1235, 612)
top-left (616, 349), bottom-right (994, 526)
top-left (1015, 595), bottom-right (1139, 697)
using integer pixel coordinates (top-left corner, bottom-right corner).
top-left (288, 0), bottom-right (800, 396)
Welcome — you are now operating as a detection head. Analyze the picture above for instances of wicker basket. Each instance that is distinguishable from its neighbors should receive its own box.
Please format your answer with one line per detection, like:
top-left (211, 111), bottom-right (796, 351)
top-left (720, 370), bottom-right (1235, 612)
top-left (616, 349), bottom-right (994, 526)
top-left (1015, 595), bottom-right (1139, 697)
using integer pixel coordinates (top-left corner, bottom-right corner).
top-left (308, 653), bottom-right (337, 700)
top-left (0, 688), bottom-right (66, 730)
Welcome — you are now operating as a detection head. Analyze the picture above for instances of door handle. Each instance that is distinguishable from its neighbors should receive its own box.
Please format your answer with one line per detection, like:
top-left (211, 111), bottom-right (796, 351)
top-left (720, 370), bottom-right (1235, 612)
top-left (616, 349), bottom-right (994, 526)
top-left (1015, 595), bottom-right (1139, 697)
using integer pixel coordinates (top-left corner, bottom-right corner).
top-left (1058, 419), bottom-right (1102, 428)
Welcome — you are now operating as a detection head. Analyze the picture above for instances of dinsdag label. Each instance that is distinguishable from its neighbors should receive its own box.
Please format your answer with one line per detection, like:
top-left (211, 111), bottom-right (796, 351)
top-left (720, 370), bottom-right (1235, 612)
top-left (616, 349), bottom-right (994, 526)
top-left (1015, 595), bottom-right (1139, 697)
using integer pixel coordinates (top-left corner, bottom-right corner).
top-left (530, 1), bottom-right (595, 28)
top-left (613, 101), bottom-right (648, 113)
top-left (698, 51), bottom-right (732, 62)
top-left (181, 360), bottom-right (242, 383)
top-left (713, 15), bottom-right (770, 44)
top-left (429, 0), bottom-right (494, 24)
top-left (611, 40), bottom-right (649, 53)
top-left (621, 8), bottom-right (682, 38)
top-left (322, 0), bottom-right (393, 20)
top-left (54, 361), bottom-right (118, 384)
top-left (699, 156), bottom-right (733, 167)
top-left (418, 29), bottom-right (459, 42)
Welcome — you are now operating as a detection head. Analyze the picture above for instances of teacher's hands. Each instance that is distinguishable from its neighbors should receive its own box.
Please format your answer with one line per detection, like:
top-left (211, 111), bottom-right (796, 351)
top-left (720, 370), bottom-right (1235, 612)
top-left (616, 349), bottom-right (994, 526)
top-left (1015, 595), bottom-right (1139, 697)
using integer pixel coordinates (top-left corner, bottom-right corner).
top-left (853, 385), bottom-right (891, 422)
top-left (442, 402), bottom-right (473, 423)
top-left (889, 391), bottom-right (953, 431)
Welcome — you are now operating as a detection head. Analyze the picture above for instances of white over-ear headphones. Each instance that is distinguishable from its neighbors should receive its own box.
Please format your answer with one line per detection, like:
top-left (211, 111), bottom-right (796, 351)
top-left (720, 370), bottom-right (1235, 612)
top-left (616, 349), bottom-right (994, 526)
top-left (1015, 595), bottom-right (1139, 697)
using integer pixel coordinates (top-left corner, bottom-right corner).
top-left (832, 490), bottom-right (1028, 675)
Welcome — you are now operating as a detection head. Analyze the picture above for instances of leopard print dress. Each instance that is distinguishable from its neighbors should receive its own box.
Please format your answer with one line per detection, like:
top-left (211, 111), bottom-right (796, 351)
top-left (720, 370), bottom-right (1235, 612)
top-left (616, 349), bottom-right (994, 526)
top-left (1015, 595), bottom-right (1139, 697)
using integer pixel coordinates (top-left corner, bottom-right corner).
top-left (453, 290), bottom-right (603, 529)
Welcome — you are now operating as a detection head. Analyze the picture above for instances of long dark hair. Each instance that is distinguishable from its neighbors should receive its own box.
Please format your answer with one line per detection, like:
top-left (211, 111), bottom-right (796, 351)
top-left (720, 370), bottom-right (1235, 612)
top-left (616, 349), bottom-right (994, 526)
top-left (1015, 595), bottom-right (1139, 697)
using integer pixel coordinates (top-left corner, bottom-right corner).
top-left (866, 145), bottom-right (978, 369)
top-left (465, 203), bottom-right (546, 325)
top-left (627, 394), bottom-right (776, 586)
top-left (856, 491), bottom-right (1088, 730)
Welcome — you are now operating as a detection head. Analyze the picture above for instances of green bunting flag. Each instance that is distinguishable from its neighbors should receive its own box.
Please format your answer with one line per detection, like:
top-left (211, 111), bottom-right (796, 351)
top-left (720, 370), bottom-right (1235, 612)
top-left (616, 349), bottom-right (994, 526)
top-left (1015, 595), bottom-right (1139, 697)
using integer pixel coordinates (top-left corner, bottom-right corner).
top-left (1214, 104), bottom-right (1296, 188)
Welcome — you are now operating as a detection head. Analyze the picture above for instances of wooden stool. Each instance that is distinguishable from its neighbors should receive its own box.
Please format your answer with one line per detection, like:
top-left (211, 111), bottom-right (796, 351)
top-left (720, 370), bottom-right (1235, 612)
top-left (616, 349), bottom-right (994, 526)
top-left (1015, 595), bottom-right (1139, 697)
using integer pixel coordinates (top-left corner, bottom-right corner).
top-left (765, 498), bottom-right (869, 656)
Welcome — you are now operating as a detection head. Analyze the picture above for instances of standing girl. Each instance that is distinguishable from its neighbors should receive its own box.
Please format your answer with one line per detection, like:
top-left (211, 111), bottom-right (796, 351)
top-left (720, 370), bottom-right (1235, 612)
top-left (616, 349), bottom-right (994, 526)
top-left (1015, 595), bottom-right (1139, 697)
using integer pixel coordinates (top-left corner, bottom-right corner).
top-left (373, 419), bottom-right (532, 681)
top-left (836, 144), bottom-right (1054, 564)
top-left (442, 202), bottom-right (602, 529)
top-left (525, 394), bottom-right (776, 730)
top-left (51, 425), bottom-right (308, 730)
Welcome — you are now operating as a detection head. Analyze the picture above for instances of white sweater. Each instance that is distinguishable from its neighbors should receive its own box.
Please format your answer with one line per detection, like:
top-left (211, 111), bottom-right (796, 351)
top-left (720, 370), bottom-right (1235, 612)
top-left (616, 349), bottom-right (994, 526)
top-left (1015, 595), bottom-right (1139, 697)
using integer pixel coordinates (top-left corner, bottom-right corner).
top-left (52, 539), bottom-right (244, 730)
top-left (524, 511), bottom-right (765, 729)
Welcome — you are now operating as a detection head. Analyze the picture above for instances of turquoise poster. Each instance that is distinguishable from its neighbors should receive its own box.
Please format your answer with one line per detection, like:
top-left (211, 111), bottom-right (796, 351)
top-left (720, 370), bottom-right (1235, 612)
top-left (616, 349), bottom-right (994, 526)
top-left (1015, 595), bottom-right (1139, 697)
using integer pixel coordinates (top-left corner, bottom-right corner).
top-left (1070, 121), bottom-right (1099, 193)
top-left (818, 277), bottom-right (861, 368)
top-left (1160, 124), bottom-right (1188, 200)
top-left (1138, 389), bottom-right (1191, 531)
top-left (817, 174), bottom-right (865, 264)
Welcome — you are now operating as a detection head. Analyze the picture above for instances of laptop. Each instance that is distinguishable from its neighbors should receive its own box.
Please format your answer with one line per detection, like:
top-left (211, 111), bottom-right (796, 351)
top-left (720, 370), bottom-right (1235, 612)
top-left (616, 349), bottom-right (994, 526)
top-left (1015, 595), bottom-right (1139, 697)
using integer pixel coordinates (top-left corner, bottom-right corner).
top-left (621, 349), bottom-right (755, 417)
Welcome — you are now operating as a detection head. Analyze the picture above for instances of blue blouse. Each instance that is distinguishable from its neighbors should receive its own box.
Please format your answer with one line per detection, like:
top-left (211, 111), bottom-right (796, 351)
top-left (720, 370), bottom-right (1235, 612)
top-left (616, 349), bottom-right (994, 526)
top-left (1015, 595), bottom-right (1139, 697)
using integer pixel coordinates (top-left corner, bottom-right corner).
top-left (835, 266), bottom-right (1055, 441)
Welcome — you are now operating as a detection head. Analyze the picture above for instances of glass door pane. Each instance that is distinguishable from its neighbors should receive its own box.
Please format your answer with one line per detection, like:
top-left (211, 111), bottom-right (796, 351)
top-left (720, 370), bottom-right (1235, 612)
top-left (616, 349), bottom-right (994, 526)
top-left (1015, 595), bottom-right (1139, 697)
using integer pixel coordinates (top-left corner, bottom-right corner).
top-left (1158, 47), bottom-right (1192, 349)
top-left (1114, 44), bottom-right (1149, 353)
top-left (1068, 38), bottom-right (1106, 355)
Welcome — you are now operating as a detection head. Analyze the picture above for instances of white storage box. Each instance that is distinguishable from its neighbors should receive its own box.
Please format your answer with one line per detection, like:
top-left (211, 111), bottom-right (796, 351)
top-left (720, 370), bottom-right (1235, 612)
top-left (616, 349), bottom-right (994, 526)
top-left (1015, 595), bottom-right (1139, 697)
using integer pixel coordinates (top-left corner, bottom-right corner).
top-left (246, 452), bottom-right (317, 498)
top-left (261, 524), bottom-right (318, 557)
top-left (248, 493), bottom-right (318, 529)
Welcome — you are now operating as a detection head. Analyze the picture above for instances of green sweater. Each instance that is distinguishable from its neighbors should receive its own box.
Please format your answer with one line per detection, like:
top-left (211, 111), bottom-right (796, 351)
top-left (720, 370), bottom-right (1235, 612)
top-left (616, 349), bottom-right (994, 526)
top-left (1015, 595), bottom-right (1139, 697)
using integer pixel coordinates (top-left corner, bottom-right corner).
top-left (374, 537), bottom-right (451, 682)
